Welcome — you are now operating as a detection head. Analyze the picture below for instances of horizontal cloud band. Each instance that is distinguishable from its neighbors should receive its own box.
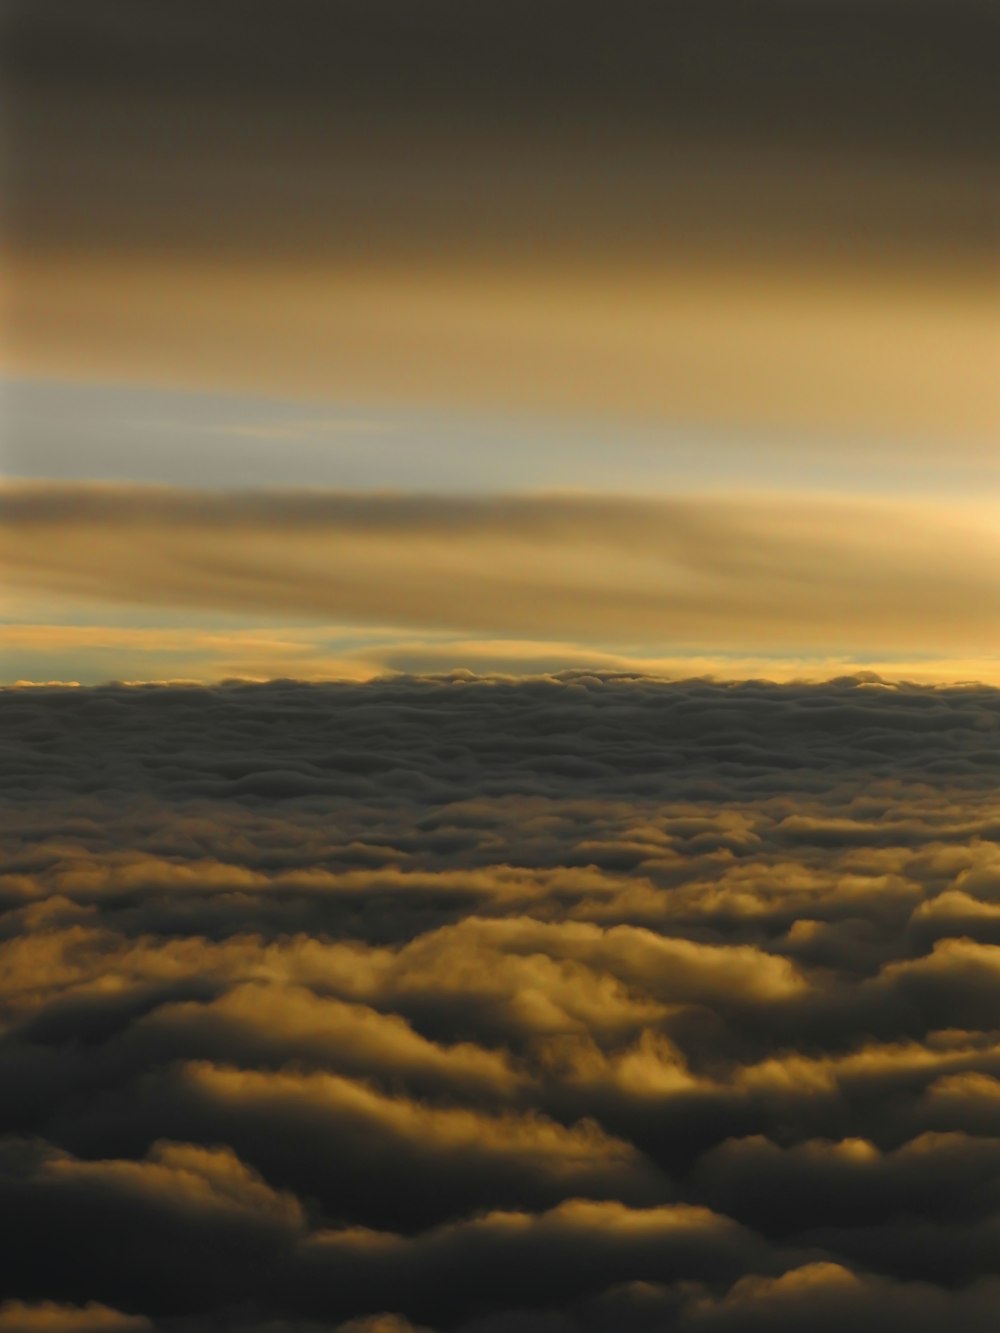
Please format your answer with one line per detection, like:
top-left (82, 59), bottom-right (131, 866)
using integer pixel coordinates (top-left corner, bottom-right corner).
top-left (3, 483), bottom-right (998, 656)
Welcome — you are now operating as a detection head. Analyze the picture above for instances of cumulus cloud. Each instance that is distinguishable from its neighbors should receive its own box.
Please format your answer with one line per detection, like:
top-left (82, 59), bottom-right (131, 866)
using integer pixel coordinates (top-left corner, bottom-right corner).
top-left (0, 1304), bottom-right (152, 1333)
top-left (2, 675), bottom-right (1000, 1327)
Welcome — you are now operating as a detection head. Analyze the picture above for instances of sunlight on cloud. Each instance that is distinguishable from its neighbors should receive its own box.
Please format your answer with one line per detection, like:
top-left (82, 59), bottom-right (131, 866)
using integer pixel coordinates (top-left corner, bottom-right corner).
top-left (9, 251), bottom-right (997, 445)
top-left (1, 484), bottom-right (997, 685)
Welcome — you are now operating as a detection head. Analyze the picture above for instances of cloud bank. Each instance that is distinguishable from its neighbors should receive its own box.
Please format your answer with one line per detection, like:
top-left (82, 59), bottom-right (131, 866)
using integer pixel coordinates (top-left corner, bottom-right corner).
top-left (2, 674), bottom-right (1000, 1328)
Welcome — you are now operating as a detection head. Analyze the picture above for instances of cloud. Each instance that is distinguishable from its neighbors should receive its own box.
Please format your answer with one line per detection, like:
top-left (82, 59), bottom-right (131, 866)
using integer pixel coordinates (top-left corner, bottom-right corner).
top-left (671, 1263), bottom-right (1000, 1333)
top-left (5, 619), bottom-right (999, 691)
top-left (285, 1198), bottom-right (781, 1326)
top-left (2, 675), bottom-right (1000, 1326)
top-left (2, 484), bottom-right (998, 666)
top-left (0, 1303), bottom-right (152, 1333)
top-left (9, 3), bottom-right (996, 464)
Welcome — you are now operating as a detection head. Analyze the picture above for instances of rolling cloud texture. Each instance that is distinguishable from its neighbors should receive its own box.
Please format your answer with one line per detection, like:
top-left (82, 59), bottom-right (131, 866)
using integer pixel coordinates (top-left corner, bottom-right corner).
top-left (3, 674), bottom-right (1000, 1329)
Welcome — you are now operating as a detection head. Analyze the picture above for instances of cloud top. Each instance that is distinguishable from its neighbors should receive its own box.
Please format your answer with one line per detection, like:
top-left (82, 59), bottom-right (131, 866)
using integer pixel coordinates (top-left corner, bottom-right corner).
top-left (1, 676), bottom-right (1000, 1327)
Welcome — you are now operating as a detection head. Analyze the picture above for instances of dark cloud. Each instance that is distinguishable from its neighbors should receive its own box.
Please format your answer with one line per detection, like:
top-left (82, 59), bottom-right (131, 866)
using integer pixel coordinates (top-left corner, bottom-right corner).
top-left (7, 0), bottom-right (990, 153)
top-left (2, 675), bottom-right (1000, 1328)
top-left (5, 1), bottom-right (995, 274)
top-left (0, 1302), bottom-right (153, 1332)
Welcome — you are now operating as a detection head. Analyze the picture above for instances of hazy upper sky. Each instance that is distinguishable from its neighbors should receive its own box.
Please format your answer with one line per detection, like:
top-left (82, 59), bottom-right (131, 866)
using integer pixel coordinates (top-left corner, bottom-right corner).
top-left (2, 1), bottom-right (998, 684)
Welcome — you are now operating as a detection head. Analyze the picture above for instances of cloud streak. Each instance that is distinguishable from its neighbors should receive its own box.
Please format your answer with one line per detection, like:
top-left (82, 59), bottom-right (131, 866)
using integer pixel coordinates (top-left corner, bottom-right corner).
top-left (3, 484), bottom-right (998, 668)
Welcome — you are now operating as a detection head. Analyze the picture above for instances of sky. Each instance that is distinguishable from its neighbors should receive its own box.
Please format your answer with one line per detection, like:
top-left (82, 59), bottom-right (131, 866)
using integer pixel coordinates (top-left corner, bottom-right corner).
top-left (2, 0), bottom-right (998, 685)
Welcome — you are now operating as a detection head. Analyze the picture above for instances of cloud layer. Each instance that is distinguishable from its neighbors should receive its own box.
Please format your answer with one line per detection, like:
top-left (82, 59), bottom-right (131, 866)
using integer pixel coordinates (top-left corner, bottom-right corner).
top-left (2, 675), bottom-right (1000, 1328)
top-left (9, 4), bottom-right (995, 454)
top-left (3, 484), bottom-right (998, 674)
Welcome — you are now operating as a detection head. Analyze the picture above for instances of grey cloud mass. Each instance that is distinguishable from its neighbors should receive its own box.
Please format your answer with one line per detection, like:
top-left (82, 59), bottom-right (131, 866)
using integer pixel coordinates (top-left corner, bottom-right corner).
top-left (6, 1), bottom-right (996, 265)
top-left (2, 675), bottom-right (1000, 1328)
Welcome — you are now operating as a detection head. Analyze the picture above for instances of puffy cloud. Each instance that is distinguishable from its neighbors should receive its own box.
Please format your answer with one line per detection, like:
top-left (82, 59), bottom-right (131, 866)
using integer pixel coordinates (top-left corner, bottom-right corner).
top-left (126, 983), bottom-right (524, 1102)
top-left (674, 1264), bottom-right (1000, 1333)
top-left (0, 1138), bottom-right (304, 1314)
top-left (2, 675), bottom-right (1000, 1327)
top-left (280, 1198), bottom-right (786, 1326)
top-left (0, 1304), bottom-right (151, 1333)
